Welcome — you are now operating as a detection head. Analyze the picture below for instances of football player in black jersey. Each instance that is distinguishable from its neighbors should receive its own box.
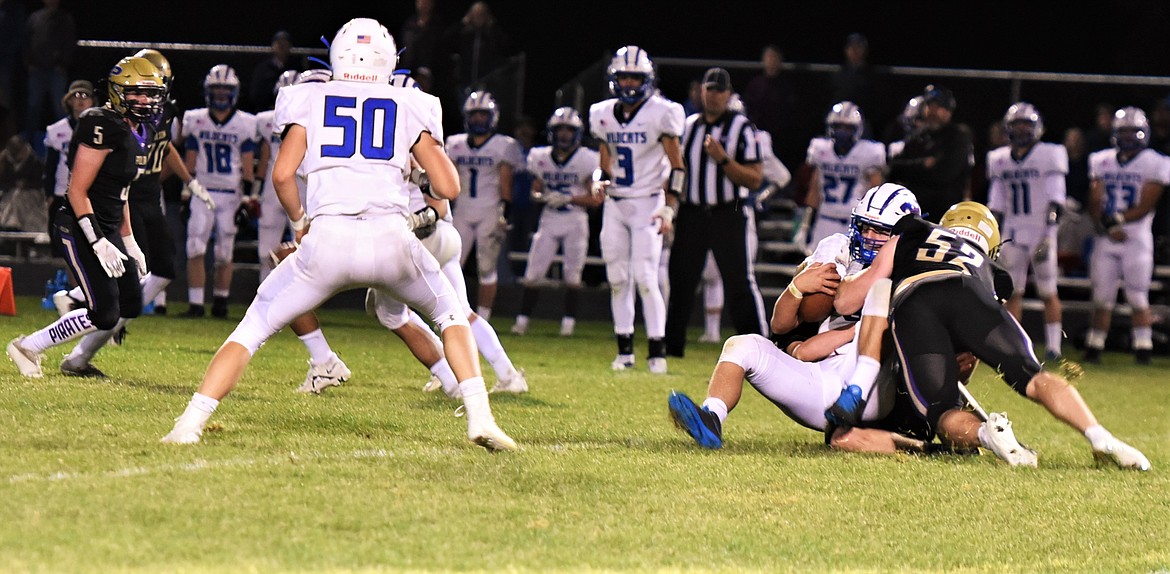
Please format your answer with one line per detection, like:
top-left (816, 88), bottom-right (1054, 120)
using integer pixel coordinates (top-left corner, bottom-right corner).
top-left (56, 50), bottom-right (214, 372)
top-left (834, 201), bottom-right (1149, 470)
top-left (6, 56), bottom-right (165, 378)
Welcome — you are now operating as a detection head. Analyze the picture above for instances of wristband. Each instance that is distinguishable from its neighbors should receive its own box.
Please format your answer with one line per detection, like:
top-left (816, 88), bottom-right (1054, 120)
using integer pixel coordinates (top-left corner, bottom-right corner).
top-left (77, 214), bottom-right (103, 244)
top-left (717, 157), bottom-right (729, 167)
top-left (242, 180), bottom-right (254, 197)
top-left (500, 200), bottom-right (512, 221)
top-left (290, 212), bottom-right (308, 232)
top-left (786, 281), bottom-right (804, 300)
top-left (668, 168), bottom-right (686, 197)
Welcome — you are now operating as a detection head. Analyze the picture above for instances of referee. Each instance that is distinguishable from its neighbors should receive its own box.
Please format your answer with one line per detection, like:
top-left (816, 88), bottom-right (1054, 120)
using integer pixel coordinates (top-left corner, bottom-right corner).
top-left (665, 67), bottom-right (768, 357)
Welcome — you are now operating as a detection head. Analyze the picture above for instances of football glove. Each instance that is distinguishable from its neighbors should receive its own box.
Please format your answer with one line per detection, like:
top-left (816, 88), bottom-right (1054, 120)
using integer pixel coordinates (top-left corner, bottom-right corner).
top-left (543, 192), bottom-right (573, 209)
top-left (122, 234), bottom-right (148, 280)
top-left (407, 206), bottom-right (439, 239)
top-left (184, 179), bottom-right (216, 210)
top-left (1100, 212), bottom-right (1125, 233)
top-left (92, 237), bottom-right (128, 278)
top-left (409, 167), bottom-right (439, 199)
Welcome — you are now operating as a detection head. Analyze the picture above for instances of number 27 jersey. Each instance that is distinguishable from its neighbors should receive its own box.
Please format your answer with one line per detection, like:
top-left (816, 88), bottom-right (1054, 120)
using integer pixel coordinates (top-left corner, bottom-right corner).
top-left (275, 80), bottom-right (444, 218)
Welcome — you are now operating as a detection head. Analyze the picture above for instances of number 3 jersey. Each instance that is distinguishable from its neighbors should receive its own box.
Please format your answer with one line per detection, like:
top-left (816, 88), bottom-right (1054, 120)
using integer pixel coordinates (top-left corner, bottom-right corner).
top-left (445, 132), bottom-right (524, 211)
top-left (1087, 146), bottom-right (1170, 239)
top-left (275, 80), bottom-right (444, 218)
top-left (805, 136), bottom-right (886, 223)
top-left (589, 94), bottom-right (685, 198)
top-left (182, 107), bottom-right (257, 193)
top-left (985, 142), bottom-right (1068, 246)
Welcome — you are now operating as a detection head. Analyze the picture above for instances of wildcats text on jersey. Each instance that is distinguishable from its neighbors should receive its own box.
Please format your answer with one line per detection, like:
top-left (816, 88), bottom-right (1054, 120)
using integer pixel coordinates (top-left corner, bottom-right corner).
top-left (606, 132), bottom-right (648, 144)
top-left (820, 162), bottom-right (863, 177)
top-left (541, 171), bottom-right (580, 186)
top-left (999, 167), bottom-right (1042, 180)
top-left (456, 155), bottom-right (495, 167)
top-left (198, 130), bottom-right (242, 144)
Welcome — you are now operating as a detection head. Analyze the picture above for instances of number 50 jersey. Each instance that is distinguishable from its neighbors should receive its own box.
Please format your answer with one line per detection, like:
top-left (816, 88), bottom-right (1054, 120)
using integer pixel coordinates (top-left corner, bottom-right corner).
top-left (275, 80), bottom-right (444, 218)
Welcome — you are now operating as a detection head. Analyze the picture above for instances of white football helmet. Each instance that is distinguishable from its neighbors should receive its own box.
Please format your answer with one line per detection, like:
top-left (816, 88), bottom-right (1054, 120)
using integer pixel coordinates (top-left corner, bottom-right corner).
top-left (1112, 106), bottom-right (1149, 152)
top-left (546, 106), bottom-right (583, 150)
top-left (203, 64), bottom-right (240, 111)
top-left (826, 101), bottom-right (863, 147)
top-left (294, 68), bottom-right (332, 85)
top-left (900, 95), bottom-right (924, 137)
top-left (273, 69), bottom-right (299, 95)
top-left (727, 92), bottom-right (744, 114)
top-left (1004, 102), bottom-right (1044, 147)
top-left (850, 183), bottom-right (921, 265)
top-left (463, 91), bottom-right (498, 135)
top-left (388, 71), bottom-right (420, 89)
top-left (330, 17), bottom-right (397, 83)
top-left (607, 45), bottom-right (655, 105)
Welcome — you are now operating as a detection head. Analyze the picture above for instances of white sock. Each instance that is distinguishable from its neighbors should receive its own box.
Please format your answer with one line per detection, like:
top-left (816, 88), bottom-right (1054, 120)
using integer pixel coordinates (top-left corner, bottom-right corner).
top-left (458, 376), bottom-right (492, 422)
top-left (704, 311), bottom-right (720, 339)
top-left (23, 308), bottom-right (98, 353)
top-left (140, 273), bottom-right (172, 304)
top-left (476, 306), bottom-right (492, 321)
top-left (1085, 329), bottom-right (1106, 350)
top-left (1133, 326), bottom-right (1153, 350)
top-left (701, 397), bottom-right (729, 423)
top-left (850, 355), bottom-right (882, 399)
top-left (561, 317), bottom-right (575, 331)
top-left (298, 329), bottom-right (334, 365)
top-left (1084, 424), bottom-right (1113, 451)
top-left (176, 392), bottom-right (219, 430)
top-left (471, 316), bottom-right (516, 379)
top-left (213, 288), bottom-right (230, 299)
top-left (429, 357), bottom-right (459, 396)
top-left (189, 287), bottom-right (205, 306)
top-left (68, 285), bottom-right (84, 302)
top-left (66, 318), bottom-right (126, 363)
top-left (1045, 322), bottom-right (1063, 356)
top-left (154, 291), bottom-right (167, 306)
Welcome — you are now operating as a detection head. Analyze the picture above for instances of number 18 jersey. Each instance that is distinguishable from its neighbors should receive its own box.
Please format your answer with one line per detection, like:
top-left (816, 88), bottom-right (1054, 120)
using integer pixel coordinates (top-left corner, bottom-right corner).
top-left (275, 80), bottom-right (444, 218)
top-left (182, 108), bottom-right (257, 192)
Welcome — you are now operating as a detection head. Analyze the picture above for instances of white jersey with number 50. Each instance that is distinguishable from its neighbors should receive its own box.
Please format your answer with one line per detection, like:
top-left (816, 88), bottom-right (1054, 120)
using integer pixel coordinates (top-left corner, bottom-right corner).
top-left (589, 94), bottom-right (685, 198)
top-left (274, 80), bottom-right (444, 218)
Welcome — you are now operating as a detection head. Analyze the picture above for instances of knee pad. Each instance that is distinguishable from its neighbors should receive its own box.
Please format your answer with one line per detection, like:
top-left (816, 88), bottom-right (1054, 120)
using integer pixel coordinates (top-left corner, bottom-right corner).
top-left (214, 233), bottom-right (237, 265)
top-left (431, 297), bottom-right (471, 333)
top-left (718, 334), bottom-right (767, 372)
top-left (479, 270), bottom-right (498, 285)
top-left (373, 291), bottom-right (411, 331)
top-left (1124, 289), bottom-right (1149, 311)
top-left (186, 235), bottom-right (208, 259)
top-left (607, 260), bottom-right (630, 292)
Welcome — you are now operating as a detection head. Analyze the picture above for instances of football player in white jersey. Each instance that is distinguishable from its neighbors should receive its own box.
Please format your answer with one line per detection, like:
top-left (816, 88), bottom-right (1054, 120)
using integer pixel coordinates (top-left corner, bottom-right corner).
top-left (446, 91), bottom-right (525, 320)
top-left (986, 103), bottom-right (1068, 359)
top-left (255, 69), bottom-right (299, 283)
top-left (162, 18), bottom-right (517, 451)
top-left (511, 107), bottom-right (602, 337)
top-left (1083, 107), bottom-right (1169, 364)
top-left (589, 45), bottom-right (686, 373)
top-left (182, 64), bottom-right (258, 319)
top-left (805, 102), bottom-right (885, 248)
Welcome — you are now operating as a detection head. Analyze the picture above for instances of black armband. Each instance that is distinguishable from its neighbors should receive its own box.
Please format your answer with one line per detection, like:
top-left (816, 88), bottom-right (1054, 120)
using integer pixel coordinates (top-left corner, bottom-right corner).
top-left (668, 168), bottom-right (686, 197)
top-left (77, 214), bottom-right (103, 245)
top-left (242, 180), bottom-right (254, 197)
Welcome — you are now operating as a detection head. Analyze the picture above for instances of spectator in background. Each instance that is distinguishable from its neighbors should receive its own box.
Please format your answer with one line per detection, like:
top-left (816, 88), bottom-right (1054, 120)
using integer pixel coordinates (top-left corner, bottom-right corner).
top-left (444, 2), bottom-right (511, 95)
top-left (830, 33), bottom-right (876, 138)
top-left (1063, 127), bottom-right (1090, 206)
top-left (743, 45), bottom-right (794, 165)
top-left (22, 0), bottom-right (74, 146)
top-left (399, 0), bottom-right (445, 74)
top-left (1086, 102), bottom-right (1114, 152)
top-left (1149, 97), bottom-right (1170, 264)
top-left (886, 84), bottom-right (974, 222)
top-left (968, 118), bottom-right (1009, 205)
top-left (682, 78), bottom-right (702, 117)
top-left (248, 30), bottom-right (300, 113)
top-left (0, 0), bottom-right (24, 142)
top-left (414, 66), bottom-right (435, 94)
top-left (0, 133), bottom-right (39, 189)
top-left (1058, 126), bottom-right (1093, 276)
top-left (43, 79), bottom-right (90, 254)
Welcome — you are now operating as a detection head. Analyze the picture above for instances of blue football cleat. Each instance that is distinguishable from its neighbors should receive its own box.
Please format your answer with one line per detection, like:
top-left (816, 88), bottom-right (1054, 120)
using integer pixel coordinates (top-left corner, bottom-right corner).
top-left (668, 390), bottom-right (723, 449)
top-left (825, 384), bottom-right (865, 427)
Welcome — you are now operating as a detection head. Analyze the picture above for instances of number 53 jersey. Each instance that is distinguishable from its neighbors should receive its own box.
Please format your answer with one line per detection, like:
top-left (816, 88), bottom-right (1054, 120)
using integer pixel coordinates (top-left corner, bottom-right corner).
top-left (275, 80), bottom-right (444, 218)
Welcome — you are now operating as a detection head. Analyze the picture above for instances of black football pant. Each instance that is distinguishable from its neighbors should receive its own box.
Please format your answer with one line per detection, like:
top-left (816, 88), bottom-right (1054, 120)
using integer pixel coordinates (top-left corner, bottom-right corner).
top-left (130, 197), bottom-right (177, 279)
top-left (53, 210), bottom-right (143, 330)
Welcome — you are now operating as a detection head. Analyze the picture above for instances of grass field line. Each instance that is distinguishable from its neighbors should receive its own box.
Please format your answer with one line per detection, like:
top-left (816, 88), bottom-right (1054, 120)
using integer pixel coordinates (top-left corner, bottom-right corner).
top-left (3, 440), bottom-right (617, 485)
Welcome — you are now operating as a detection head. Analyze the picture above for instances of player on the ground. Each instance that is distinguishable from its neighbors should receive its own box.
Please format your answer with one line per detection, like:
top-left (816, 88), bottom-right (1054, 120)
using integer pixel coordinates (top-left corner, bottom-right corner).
top-left (804, 101), bottom-right (885, 248)
top-left (161, 18), bottom-right (516, 450)
top-left (511, 106), bottom-right (602, 337)
top-left (182, 64), bottom-right (258, 318)
top-left (1083, 106), bottom-right (1168, 364)
top-left (985, 102), bottom-right (1068, 359)
top-left (589, 45), bottom-right (686, 374)
top-left (446, 90), bottom-right (524, 320)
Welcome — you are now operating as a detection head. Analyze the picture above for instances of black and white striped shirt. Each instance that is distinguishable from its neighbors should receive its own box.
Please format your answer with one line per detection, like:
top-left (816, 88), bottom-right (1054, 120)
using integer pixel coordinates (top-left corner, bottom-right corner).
top-left (681, 111), bottom-right (760, 206)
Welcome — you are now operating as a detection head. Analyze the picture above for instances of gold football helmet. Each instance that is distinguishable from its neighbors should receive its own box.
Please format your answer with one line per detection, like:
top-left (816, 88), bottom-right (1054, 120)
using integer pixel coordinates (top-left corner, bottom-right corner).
top-left (940, 201), bottom-right (1001, 259)
top-left (107, 56), bottom-right (166, 123)
top-left (133, 48), bottom-right (172, 92)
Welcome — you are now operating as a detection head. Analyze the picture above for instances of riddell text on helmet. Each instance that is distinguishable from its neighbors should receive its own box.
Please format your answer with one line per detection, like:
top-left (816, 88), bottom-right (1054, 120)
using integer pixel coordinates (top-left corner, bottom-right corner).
top-left (340, 72), bottom-right (378, 81)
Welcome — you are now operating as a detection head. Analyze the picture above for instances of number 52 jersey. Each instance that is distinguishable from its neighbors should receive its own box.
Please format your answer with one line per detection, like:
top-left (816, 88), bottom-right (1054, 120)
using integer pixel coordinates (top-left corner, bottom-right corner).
top-left (275, 80), bottom-right (444, 218)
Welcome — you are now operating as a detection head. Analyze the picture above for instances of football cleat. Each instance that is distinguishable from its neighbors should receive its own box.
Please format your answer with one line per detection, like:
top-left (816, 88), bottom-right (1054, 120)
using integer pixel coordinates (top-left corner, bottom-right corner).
top-left (611, 354), bottom-right (635, 371)
top-left (422, 374), bottom-right (443, 393)
top-left (6, 336), bottom-right (44, 378)
top-left (1082, 347), bottom-right (1102, 365)
top-left (53, 289), bottom-right (82, 316)
top-left (668, 391), bottom-right (723, 449)
top-left (698, 333), bottom-right (722, 344)
top-left (1135, 349), bottom-right (1152, 365)
top-left (559, 317), bottom-right (575, 337)
top-left (825, 385), bottom-right (865, 428)
top-left (491, 369), bottom-right (528, 394)
top-left (160, 422), bottom-right (203, 445)
top-left (60, 357), bottom-right (108, 379)
top-left (981, 412), bottom-right (1038, 467)
top-left (297, 353), bottom-right (352, 394)
top-left (510, 320), bottom-right (527, 336)
top-left (1093, 437), bottom-right (1151, 471)
top-left (648, 357), bottom-right (668, 374)
top-left (466, 418), bottom-right (518, 452)
top-left (184, 304), bottom-right (206, 318)
top-left (211, 297), bottom-right (229, 318)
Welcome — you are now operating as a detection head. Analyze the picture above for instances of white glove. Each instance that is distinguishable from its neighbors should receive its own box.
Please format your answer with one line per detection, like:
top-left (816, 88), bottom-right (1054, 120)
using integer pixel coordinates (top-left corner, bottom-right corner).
top-left (92, 237), bottom-right (128, 278)
top-left (406, 206), bottom-right (439, 232)
top-left (122, 234), bottom-right (148, 279)
top-left (590, 168), bottom-right (611, 196)
top-left (184, 179), bottom-right (216, 210)
top-left (652, 204), bottom-right (676, 223)
top-left (544, 192), bottom-right (573, 209)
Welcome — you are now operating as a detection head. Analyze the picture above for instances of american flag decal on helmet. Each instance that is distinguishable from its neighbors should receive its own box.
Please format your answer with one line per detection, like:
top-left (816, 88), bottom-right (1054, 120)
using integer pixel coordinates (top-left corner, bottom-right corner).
top-left (356, 35), bottom-right (370, 43)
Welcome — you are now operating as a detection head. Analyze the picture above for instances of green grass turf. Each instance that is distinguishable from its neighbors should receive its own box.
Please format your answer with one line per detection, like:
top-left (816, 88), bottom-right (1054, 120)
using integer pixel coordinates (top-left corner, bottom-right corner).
top-left (1, 295), bottom-right (1167, 573)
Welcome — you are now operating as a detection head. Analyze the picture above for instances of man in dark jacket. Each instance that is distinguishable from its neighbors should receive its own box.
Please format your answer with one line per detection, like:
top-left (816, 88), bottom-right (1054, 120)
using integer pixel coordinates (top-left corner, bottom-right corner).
top-left (887, 84), bottom-right (974, 221)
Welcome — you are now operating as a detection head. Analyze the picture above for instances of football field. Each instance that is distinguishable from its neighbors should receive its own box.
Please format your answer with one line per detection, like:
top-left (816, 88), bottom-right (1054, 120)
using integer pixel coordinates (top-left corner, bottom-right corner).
top-left (2, 296), bottom-right (1167, 573)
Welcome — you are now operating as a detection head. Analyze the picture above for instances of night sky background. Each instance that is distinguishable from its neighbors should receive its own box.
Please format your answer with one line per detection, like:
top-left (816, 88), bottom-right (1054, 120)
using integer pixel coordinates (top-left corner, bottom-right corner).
top-left (46, 0), bottom-right (1170, 164)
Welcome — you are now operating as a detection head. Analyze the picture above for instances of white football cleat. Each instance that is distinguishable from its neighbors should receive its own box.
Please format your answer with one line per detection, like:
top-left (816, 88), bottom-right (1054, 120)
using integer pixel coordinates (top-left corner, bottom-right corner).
top-left (422, 374), bottom-right (443, 393)
top-left (648, 357), bottom-right (668, 374)
top-left (160, 422), bottom-right (203, 444)
top-left (981, 412), bottom-right (1037, 467)
top-left (559, 317), bottom-right (575, 337)
top-left (296, 353), bottom-right (352, 394)
top-left (510, 320), bottom-right (527, 336)
top-left (611, 354), bottom-right (635, 371)
top-left (7, 336), bottom-right (44, 378)
top-left (491, 369), bottom-right (528, 394)
top-left (1094, 438), bottom-right (1151, 471)
top-left (698, 333), bottom-right (722, 344)
top-left (467, 418), bottom-right (518, 452)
